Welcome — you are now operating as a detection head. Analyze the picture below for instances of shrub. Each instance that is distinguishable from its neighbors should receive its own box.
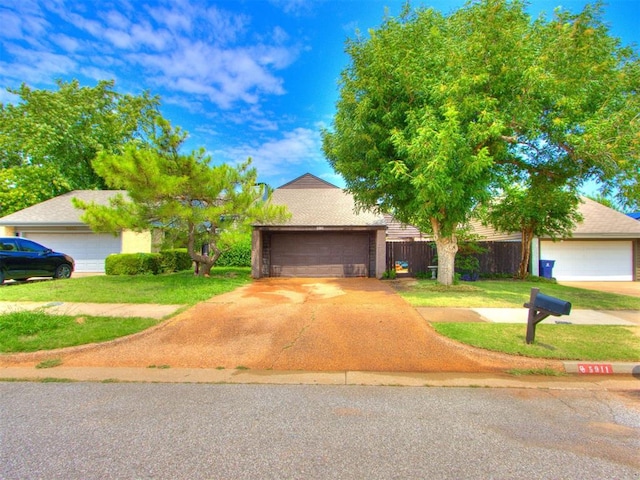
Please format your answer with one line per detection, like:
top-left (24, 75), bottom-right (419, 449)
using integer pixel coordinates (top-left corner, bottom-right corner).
top-left (105, 253), bottom-right (162, 275)
top-left (216, 237), bottom-right (252, 267)
top-left (382, 269), bottom-right (397, 279)
top-left (160, 249), bottom-right (192, 273)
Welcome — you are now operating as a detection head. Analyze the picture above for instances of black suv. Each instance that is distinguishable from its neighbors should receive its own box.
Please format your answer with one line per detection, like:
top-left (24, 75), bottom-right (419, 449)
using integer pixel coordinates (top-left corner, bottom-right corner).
top-left (0, 237), bottom-right (75, 284)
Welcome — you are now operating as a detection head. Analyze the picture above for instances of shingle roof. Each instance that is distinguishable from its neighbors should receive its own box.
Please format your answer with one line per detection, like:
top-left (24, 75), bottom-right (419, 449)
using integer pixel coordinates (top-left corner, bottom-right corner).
top-left (567, 197), bottom-right (640, 238)
top-left (277, 173), bottom-right (338, 189)
top-left (383, 197), bottom-right (640, 241)
top-left (266, 188), bottom-right (386, 227)
top-left (0, 190), bottom-right (125, 226)
top-left (384, 214), bottom-right (521, 242)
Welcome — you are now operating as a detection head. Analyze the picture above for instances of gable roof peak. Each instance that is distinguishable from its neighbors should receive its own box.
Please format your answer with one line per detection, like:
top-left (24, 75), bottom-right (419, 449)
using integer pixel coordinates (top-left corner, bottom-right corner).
top-left (277, 173), bottom-right (338, 190)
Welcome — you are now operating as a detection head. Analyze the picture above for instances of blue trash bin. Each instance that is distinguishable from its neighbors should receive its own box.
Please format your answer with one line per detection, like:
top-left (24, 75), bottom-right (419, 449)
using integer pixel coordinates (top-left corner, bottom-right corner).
top-left (539, 260), bottom-right (555, 279)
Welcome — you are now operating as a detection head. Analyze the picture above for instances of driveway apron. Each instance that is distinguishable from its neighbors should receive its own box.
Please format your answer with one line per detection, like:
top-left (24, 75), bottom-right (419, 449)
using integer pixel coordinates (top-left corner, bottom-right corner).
top-left (1, 278), bottom-right (557, 373)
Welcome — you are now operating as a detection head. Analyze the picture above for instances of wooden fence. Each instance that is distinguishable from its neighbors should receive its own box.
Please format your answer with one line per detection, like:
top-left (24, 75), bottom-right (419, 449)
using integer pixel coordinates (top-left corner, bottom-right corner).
top-left (386, 241), bottom-right (521, 277)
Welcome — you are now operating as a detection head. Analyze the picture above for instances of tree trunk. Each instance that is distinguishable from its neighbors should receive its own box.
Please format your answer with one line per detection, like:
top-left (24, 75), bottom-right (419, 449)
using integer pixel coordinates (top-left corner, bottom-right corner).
top-left (517, 228), bottom-right (534, 280)
top-left (186, 226), bottom-right (220, 277)
top-left (197, 259), bottom-right (215, 277)
top-left (432, 218), bottom-right (458, 286)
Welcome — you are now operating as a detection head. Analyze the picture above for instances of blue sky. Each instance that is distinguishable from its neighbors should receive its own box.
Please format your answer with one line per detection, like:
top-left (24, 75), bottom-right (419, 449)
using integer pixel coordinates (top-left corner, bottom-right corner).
top-left (0, 0), bottom-right (638, 190)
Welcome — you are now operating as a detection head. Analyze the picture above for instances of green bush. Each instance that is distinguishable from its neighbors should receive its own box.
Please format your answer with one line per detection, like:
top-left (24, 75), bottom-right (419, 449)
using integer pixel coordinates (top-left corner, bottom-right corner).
top-left (382, 269), bottom-right (397, 279)
top-left (160, 249), bottom-right (192, 273)
top-left (216, 238), bottom-right (252, 267)
top-left (105, 253), bottom-right (162, 275)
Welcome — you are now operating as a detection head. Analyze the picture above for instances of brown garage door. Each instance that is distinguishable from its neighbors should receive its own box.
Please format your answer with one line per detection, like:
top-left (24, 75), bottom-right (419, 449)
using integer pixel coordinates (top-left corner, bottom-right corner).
top-left (270, 232), bottom-right (369, 277)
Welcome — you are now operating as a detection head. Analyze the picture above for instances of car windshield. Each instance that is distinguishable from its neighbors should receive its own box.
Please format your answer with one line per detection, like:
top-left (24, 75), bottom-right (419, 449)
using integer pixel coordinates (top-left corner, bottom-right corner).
top-left (16, 238), bottom-right (49, 253)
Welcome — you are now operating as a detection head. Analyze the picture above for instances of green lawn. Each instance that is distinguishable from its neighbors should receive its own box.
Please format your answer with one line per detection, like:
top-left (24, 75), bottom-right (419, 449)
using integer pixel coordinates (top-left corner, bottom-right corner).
top-left (432, 323), bottom-right (640, 361)
top-left (395, 278), bottom-right (640, 362)
top-left (394, 279), bottom-right (640, 310)
top-left (2, 273), bottom-right (638, 361)
top-left (0, 310), bottom-right (158, 353)
top-left (0, 268), bottom-right (252, 353)
top-left (0, 267), bottom-right (252, 305)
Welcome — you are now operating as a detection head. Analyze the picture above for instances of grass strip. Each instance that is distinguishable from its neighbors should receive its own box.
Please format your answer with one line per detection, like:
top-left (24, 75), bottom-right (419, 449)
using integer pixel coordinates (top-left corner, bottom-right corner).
top-left (0, 310), bottom-right (158, 353)
top-left (395, 279), bottom-right (640, 310)
top-left (432, 322), bottom-right (640, 361)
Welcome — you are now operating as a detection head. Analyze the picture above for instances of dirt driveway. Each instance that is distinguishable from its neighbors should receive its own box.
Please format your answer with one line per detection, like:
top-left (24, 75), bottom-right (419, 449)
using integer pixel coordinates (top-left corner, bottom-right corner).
top-left (1, 278), bottom-right (559, 373)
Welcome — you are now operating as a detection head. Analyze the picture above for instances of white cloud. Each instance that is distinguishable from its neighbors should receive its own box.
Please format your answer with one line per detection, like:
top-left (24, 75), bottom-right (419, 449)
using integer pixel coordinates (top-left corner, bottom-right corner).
top-left (104, 28), bottom-right (133, 49)
top-left (50, 33), bottom-right (81, 52)
top-left (220, 127), bottom-right (325, 177)
top-left (11, 0), bottom-right (300, 109)
top-left (0, 45), bottom-right (76, 85)
top-left (105, 9), bottom-right (131, 30)
top-left (269, 0), bottom-right (321, 17)
top-left (0, 0), bottom-right (305, 140)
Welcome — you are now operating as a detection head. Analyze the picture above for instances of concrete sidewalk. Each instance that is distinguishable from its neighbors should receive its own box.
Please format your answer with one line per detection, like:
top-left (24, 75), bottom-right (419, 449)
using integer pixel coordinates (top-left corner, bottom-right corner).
top-left (0, 301), bottom-right (184, 320)
top-left (416, 307), bottom-right (640, 326)
top-left (471, 308), bottom-right (639, 326)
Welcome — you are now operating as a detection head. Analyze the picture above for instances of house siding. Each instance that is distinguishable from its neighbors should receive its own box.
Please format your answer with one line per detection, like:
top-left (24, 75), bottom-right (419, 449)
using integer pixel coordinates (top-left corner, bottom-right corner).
top-left (121, 230), bottom-right (153, 253)
top-left (0, 226), bottom-right (14, 237)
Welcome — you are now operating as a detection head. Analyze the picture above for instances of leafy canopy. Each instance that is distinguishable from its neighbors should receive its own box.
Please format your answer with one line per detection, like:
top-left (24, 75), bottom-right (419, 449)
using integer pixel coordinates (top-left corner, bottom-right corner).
top-left (323, 0), bottom-right (639, 284)
top-left (0, 79), bottom-right (159, 215)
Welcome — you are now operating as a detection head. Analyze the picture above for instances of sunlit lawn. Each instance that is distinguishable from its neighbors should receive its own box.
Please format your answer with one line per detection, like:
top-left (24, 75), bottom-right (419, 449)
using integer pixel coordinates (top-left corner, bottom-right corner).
top-left (0, 268), bottom-right (252, 305)
top-left (394, 279), bottom-right (640, 310)
top-left (0, 309), bottom-right (158, 353)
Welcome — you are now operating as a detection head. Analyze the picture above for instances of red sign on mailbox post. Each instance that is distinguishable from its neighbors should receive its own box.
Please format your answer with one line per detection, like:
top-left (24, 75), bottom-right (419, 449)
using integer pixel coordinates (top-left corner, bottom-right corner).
top-left (577, 364), bottom-right (613, 374)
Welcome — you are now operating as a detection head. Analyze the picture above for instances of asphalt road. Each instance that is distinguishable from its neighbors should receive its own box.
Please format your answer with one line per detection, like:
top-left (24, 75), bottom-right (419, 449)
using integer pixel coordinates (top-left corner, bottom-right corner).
top-left (1, 383), bottom-right (639, 479)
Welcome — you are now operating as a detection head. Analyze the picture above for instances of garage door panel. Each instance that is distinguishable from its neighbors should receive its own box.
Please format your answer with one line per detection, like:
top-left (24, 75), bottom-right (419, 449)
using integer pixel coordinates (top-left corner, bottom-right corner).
top-left (23, 232), bottom-right (121, 273)
top-left (540, 240), bottom-right (632, 281)
top-left (270, 232), bottom-right (369, 278)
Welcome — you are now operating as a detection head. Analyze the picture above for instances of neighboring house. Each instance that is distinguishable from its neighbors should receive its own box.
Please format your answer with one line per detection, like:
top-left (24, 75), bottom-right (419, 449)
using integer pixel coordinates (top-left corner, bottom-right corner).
top-left (252, 174), bottom-right (387, 278)
top-left (0, 190), bottom-right (153, 273)
top-left (531, 197), bottom-right (640, 281)
top-left (386, 197), bottom-right (640, 281)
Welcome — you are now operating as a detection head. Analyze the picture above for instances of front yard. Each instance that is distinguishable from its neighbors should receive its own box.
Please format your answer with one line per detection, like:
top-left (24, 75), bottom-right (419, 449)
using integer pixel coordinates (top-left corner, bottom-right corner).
top-left (1, 273), bottom-right (638, 362)
top-left (0, 268), bottom-right (252, 353)
top-left (392, 278), bottom-right (640, 310)
top-left (393, 278), bottom-right (640, 362)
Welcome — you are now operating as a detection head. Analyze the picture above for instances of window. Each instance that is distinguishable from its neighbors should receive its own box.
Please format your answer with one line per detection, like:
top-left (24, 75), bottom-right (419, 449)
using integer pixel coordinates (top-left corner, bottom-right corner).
top-left (1, 240), bottom-right (18, 251)
top-left (16, 238), bottom-right (48, 253)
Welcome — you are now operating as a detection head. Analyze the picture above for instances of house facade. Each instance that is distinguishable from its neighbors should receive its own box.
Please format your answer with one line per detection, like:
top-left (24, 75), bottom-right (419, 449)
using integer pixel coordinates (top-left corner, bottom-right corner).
top-left (4, 178), bottom-right (637, 281)
top-left (385, 197), bottom-right (640, 281)
top-left (0, 190), bottom-right (153, 273)
top-left (252, 174), bottom-right (387, 278)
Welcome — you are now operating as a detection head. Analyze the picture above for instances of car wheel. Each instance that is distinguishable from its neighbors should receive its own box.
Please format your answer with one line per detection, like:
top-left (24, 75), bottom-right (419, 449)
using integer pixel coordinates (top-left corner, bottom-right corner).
top-left (54, 264), bottom-right (73, 279)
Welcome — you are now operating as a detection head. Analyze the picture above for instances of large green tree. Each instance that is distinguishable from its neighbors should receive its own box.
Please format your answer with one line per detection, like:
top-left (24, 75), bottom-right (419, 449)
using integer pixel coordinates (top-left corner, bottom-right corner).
top-left (323, 0), bottom-right (639, 285)
top-left (74, 118), bottom-right (289, 276)
top-left (0, 79), bottom-right (159, 215)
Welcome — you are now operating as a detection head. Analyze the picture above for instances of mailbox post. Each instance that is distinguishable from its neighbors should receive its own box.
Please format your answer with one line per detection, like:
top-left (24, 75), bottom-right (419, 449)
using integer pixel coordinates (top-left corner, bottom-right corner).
top-left (524, 288), bottom-right (572, 344)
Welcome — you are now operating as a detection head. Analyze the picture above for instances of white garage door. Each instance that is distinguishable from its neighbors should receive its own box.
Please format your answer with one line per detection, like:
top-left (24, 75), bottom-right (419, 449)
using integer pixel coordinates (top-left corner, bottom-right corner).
top-left (23, 232), bottom-right (122, 273)
top-left (540, 240), bottom-right (633, 281)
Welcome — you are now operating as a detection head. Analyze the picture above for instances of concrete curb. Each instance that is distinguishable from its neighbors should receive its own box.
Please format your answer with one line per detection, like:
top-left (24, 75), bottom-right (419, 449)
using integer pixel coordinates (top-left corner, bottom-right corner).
top-left (1, 367), bottom-right (638, 390)
top-left (563, 361), bottom-right (640, 375)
